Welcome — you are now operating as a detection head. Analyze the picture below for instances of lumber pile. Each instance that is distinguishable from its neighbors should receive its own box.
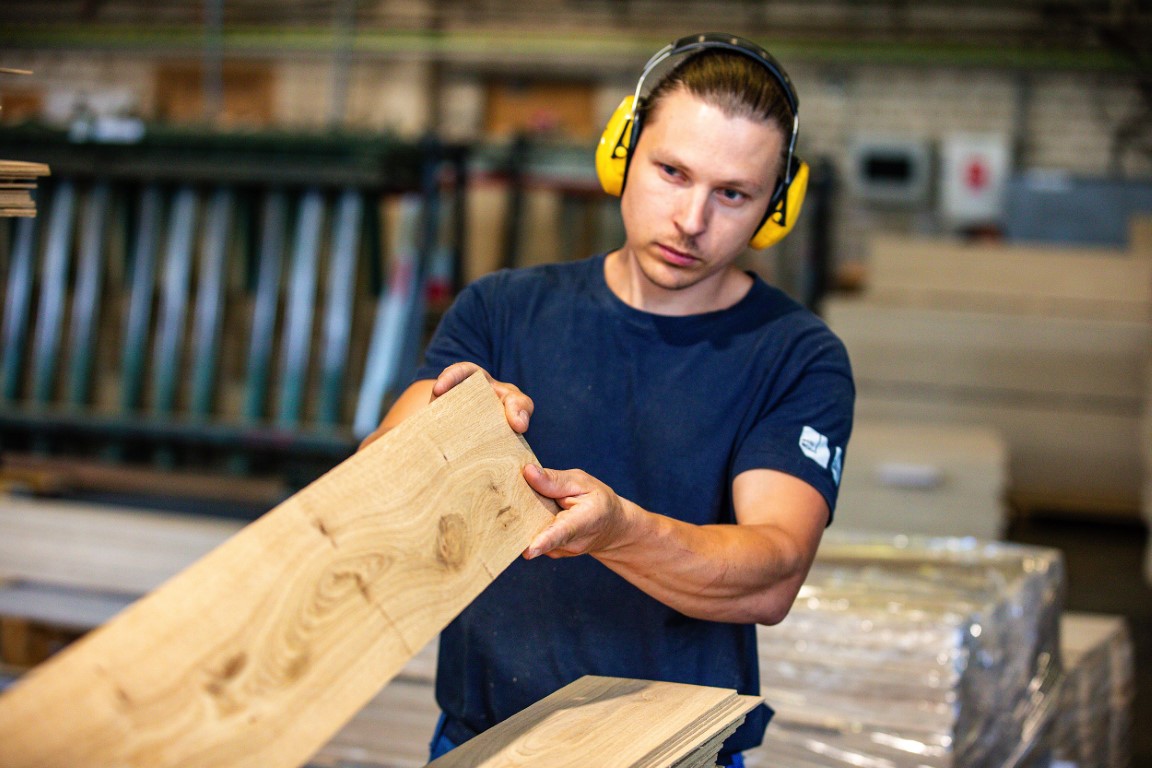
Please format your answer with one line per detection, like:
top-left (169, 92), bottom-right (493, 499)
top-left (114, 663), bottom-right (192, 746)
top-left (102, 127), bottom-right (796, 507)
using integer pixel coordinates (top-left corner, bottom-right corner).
top-left (0, 371), bottom-right (557, 768)
top-left (836, 420), bottom-right (1008, 540)
top-left (827, 232), bottom-right (1152, 517)
top-left (426, 675), bottom-right (761, 768)
top-left (745, 532), bottom-right (1065, 768)
top-left (0, 160), bottom-right (49, 218)
top-left (1051, 613), bottom-right (1134, 768)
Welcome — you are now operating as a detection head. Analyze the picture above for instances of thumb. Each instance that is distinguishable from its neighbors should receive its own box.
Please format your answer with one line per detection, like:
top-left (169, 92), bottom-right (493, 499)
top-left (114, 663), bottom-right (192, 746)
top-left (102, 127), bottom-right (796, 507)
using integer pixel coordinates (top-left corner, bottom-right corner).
top-left (522, 464), bottom-right (586, 501)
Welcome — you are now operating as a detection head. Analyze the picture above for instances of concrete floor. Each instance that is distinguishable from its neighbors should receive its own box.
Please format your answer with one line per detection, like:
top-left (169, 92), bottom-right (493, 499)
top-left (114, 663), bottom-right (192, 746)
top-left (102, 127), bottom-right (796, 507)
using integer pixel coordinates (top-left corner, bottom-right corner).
top-left (1007, 514), bottom-right (1152, 768)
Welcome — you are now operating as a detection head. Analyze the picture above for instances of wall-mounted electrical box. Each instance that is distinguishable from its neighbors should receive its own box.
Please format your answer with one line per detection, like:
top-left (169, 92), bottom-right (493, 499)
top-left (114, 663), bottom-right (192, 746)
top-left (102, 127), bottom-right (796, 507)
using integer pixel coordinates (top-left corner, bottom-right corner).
top-left (848, 136), bottom-right (932, 206)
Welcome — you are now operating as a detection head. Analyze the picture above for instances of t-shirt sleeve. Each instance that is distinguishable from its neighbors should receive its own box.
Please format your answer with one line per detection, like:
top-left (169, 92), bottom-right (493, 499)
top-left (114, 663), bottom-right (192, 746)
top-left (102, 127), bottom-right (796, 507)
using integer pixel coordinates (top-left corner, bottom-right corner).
top-left (731, 329), bottom-right (855, 524)
top-left (412, 273), bottom-right (501, 382)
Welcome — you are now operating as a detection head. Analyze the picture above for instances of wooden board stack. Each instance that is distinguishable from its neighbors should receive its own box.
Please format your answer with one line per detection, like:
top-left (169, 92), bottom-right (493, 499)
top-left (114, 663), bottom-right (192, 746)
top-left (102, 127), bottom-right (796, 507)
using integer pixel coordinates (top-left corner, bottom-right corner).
top-left (827, 232), bottom-right (1152, 517)
top-left (1052, 613), bottom-right (1135, 768)
top-left (744, 532), bottom-right (1065, 768)
top-left (0, 371), bottom-right (557, 768)
top-left (426, 675), bottom-right (761, 768)
top-left (0, 160), bottom-right (50, 217)
top-left (836, 420), bottom-right (1008, 540)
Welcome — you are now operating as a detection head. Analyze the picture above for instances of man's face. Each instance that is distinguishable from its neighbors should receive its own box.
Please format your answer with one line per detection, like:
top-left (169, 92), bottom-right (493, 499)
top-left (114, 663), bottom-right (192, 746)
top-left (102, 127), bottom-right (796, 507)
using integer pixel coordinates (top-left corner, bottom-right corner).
top-left (619, 87), bottom-right (785, 296)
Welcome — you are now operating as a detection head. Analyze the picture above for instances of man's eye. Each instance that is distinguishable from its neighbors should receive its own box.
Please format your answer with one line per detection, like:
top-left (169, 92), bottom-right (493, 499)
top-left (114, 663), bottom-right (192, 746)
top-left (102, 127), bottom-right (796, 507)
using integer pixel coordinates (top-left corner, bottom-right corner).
top-left (719, 189), bottom-right (746, 203)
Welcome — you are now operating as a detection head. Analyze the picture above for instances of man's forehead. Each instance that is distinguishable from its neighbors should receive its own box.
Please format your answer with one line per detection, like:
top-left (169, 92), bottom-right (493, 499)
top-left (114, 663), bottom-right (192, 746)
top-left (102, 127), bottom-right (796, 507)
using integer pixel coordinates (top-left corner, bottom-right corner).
top-left (644, 92), bottom-right (785, 186)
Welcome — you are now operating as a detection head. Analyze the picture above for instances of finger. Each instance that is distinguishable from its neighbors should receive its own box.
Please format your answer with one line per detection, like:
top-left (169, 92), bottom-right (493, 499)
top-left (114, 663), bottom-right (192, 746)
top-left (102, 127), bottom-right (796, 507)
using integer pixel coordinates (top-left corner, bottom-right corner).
top-left (526, 519), bottom-right (576, 559)
top-left (522, 464), bottom-right (589, 502)
top-left (431, 362), bottom-right (486, 397)
top-left (497, 389), bottom-right (534, 433)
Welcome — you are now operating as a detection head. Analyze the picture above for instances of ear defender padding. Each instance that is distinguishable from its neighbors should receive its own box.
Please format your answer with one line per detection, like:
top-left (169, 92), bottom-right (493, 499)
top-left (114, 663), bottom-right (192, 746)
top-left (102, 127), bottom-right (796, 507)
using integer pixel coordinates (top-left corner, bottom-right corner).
top-left (595, 95), bottom-right (636, 198)
top-left (749, 158), bottom-right (809, 250)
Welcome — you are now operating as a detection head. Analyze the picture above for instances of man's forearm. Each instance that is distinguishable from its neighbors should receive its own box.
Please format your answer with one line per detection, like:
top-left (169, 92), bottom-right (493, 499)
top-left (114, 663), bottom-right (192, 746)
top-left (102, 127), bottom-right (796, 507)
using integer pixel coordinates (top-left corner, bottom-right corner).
top-left (591, 503), bottom-right (814, 625)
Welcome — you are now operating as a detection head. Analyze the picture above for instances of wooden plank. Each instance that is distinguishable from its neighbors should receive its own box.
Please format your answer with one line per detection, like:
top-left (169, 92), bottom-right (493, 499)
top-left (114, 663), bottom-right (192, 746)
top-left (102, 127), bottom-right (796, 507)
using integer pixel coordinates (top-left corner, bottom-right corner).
top-left (317, 188), bottom-right (362, 426)
top-left (0, 371), bottom-right (557, 768)
top-left (29, 180), bottom-right (76, 404)
top-left (826, 297), bottom-right (1150, 405)
top-left (428, 675), bottom-right (761, 768)
top-left (65, 181), bottom-right (111, 405)
top-left (0, 455), bottom-right (289, 510)
top-left (189, 186), bottom-right (234, 417)
top-left (853, 391), bottom-right (1143, 516)
top-left (0, 217), bottom-right (38, 400)
top-left (836, 420), bottom-right (1008, 540)
top-left (242, 190), bottom-right (288, 423)
top-left (277, 188), bottom-right (325, 427)
top-left (865, 234), bottom-right (1152, 322)
top-left (0, 493), bottom-right (243, 596)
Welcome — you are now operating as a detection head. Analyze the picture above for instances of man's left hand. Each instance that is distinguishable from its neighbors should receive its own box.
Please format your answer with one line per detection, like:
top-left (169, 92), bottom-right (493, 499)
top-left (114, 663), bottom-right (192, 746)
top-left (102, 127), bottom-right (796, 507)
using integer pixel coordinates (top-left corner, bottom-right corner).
top-left (521, 465), bottom-right (637, 559)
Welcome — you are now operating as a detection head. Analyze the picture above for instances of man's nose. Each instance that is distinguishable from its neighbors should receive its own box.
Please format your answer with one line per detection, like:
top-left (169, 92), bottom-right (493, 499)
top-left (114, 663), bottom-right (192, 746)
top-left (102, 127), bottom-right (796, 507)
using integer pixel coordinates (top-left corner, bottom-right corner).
top-left (674, 187), bottom-right (709, 238)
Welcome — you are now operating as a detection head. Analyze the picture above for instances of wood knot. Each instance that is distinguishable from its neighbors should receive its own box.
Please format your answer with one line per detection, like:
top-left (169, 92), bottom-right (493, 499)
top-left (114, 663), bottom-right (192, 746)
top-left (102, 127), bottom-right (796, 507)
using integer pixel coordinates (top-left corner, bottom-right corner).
top-left (436, 513), bottom-right (468, 570)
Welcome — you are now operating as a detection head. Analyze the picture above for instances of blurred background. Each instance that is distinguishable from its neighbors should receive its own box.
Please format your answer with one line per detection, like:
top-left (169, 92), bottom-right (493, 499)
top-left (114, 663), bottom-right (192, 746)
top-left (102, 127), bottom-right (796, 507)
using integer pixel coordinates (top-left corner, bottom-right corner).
top-left (0, 3), bottom-right (1150, 767)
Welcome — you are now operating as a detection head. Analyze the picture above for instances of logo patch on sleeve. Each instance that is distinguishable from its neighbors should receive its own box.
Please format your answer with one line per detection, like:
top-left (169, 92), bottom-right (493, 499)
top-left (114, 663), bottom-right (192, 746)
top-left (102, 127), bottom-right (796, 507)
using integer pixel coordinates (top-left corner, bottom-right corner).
top-left (799, 426), bottom-right (831, 470)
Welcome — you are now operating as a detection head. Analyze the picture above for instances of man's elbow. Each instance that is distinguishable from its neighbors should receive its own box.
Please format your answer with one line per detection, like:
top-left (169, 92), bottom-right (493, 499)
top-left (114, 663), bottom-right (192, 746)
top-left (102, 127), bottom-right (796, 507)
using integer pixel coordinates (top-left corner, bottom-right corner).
top-left (750, 580), bottom-right (806, 626)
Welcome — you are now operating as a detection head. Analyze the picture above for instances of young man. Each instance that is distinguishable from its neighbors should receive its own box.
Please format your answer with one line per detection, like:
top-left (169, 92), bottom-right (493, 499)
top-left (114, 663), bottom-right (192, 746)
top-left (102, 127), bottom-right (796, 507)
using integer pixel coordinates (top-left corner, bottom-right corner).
top-left (365, 33), bottom-right (854, 765)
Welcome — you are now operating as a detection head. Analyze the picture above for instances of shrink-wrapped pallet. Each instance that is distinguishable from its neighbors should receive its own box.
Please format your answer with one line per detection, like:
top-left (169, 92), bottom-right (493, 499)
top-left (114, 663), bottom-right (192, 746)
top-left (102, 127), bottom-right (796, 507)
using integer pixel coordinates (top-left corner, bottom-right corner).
top-left (747, 533), bottom-right (1065, 768)
top-left (1051, 613), bottom-right (1134, 768)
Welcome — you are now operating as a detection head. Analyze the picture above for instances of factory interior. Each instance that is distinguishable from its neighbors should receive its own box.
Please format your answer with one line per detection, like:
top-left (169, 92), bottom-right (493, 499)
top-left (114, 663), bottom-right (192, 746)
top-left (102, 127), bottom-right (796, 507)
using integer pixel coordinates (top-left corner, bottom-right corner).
top-left (0, 2), bottom-right (1150, 766)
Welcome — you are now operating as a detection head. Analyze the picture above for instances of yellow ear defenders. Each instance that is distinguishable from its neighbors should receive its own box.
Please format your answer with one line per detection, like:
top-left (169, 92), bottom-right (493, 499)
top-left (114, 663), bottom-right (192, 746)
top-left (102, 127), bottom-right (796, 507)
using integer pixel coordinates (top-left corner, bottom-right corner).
top-left (595, 33), bottom-right (809, 250)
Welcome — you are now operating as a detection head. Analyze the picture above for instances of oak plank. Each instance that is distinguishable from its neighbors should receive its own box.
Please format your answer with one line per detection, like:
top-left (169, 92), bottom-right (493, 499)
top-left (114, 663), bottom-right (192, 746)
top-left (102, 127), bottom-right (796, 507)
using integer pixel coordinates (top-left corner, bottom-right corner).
top-left (428, 675), bottom-right (761, 768)
top-left (0, 371), bottom-right (557, 768)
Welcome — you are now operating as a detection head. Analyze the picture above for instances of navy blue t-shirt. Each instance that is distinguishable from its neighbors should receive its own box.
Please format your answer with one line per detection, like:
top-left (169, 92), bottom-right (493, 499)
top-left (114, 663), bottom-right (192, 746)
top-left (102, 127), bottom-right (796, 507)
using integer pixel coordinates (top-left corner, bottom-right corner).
top-left (414, 253), bottom-right (854, 758)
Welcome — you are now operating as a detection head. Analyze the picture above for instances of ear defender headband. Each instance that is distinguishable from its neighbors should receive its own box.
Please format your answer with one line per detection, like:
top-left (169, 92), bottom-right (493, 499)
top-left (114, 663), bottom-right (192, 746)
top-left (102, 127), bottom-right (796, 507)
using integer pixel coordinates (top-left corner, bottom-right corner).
top-left (595, 33), bottom-right (809, 250)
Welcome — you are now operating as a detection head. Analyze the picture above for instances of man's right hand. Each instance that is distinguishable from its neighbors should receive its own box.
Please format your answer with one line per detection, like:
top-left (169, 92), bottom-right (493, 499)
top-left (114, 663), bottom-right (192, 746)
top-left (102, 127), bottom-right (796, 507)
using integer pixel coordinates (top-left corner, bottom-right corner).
top-left (431, 362), bottom-right (534, 434)
top-left (359, 362), bottom-right (533, 450)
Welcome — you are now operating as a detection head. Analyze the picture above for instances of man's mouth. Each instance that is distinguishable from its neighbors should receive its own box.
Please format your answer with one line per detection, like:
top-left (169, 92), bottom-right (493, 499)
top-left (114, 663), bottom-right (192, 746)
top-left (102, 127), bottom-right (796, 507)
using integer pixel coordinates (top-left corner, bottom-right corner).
top-left (657, 242), bottom-right (699, 267)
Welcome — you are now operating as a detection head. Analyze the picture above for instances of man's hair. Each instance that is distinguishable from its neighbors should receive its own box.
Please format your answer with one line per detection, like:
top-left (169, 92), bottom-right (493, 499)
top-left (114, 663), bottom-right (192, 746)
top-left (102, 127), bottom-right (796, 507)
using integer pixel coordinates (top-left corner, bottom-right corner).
top-left (641, 49), bottom-right (794, 145)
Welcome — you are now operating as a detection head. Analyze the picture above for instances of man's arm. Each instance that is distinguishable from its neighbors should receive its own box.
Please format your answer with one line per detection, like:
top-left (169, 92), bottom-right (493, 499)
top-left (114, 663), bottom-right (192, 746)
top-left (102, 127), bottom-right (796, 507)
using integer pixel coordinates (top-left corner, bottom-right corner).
top-left (367, 364), bottom-right (826, 627)
top-left (522, 464), bottom-right (827, 626)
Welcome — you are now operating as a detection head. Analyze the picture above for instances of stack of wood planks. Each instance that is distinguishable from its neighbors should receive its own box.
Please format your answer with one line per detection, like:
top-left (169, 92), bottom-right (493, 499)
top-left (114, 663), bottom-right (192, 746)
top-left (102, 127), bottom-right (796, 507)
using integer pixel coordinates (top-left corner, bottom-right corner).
top-left (835, 420), bottom-right (1008, 540)
top-left (827, 232), bottom-right (1152, 518)
top-left (1052, 613), bottom-right (1135, 768)
top-left (427, 675), bottom-right (761, 768)
top-left (0, 159), bottom-right (49, 217)
top-left (745, 532), bottom-right (1065, 768)
top-left (0, 372), bottom-right (557, 768)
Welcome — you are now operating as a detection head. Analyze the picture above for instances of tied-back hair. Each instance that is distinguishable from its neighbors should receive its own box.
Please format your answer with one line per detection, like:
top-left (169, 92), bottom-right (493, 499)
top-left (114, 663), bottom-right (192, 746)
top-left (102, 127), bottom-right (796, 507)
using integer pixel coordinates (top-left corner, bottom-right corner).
top-left (642, 49), bottom-right (794, 146)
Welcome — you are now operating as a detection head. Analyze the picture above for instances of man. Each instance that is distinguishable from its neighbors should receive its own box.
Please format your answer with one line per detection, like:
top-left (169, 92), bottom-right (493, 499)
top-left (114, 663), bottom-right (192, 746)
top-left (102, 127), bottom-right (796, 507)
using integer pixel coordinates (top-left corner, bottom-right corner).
top-left (364, 33), bottom-right (854, 766)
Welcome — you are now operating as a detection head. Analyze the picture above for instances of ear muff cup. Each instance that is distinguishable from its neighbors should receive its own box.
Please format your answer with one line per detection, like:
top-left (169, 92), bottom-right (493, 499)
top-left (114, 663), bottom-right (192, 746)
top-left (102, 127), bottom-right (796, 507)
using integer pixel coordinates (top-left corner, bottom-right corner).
top-left (750, 158), bottom-right (808, 250)
top-left (595, 95), bottom-right (636, 198)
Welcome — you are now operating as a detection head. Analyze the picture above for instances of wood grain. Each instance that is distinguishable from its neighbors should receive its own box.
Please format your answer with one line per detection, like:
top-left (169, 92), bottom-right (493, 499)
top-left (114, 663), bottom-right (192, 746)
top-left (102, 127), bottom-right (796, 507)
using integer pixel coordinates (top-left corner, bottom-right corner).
top-left (427, 675), bottom-right (761, 768)
top-left (0, 371), bottom-right (557, 768)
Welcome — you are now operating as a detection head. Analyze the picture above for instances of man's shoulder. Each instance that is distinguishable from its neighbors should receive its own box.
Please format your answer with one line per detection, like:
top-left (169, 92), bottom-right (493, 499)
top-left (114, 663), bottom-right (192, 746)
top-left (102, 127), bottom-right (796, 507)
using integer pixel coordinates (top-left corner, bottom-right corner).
top-left (464, 256), bottom-right (604, 308)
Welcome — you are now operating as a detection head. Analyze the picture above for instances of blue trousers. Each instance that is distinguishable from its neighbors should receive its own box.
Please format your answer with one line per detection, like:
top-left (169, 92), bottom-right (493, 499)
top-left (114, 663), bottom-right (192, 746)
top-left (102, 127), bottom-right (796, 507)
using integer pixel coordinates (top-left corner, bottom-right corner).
top-left (429, 714), bottom-right (746, 766)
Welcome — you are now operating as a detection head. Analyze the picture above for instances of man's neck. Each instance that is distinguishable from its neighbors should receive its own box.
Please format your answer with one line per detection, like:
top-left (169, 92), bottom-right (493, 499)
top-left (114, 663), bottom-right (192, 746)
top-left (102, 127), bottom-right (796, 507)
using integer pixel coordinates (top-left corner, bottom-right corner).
top-left (603, 249), bottom-right (753, 316)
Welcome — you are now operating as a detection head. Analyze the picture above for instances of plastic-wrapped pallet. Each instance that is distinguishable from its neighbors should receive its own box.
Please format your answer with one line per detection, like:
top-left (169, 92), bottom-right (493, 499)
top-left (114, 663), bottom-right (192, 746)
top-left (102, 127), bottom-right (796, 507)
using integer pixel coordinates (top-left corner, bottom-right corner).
top-left (1051, 613), bottom-right (1134, 768)
top-left (746, 532), bottom-right (1065, 768)
top-left (1143, 361), bottom-right (1152, 587)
